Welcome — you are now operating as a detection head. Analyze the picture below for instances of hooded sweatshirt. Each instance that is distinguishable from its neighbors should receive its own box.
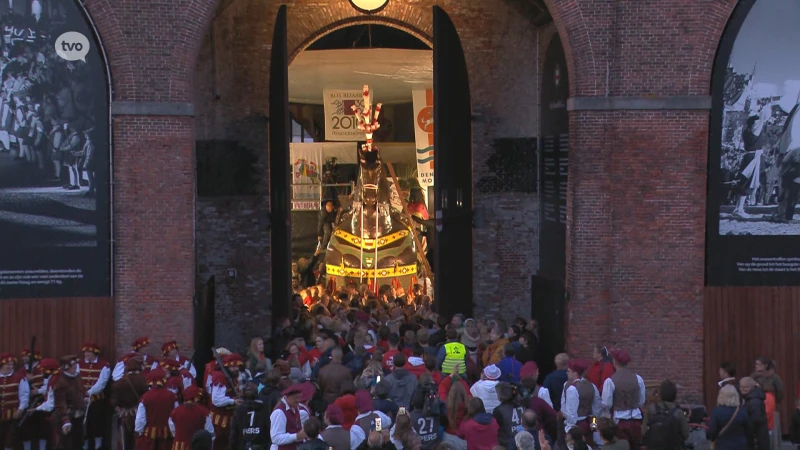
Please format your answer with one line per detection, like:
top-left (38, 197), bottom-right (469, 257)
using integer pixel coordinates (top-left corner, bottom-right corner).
top-left (457, 413), bottom-right (499, 450)
top-left (470, 380), bottom-right (500, 413)
top-left (406, 357), bottom-right (427, 379)
top-left (385, 368), bottom-right (418, 408)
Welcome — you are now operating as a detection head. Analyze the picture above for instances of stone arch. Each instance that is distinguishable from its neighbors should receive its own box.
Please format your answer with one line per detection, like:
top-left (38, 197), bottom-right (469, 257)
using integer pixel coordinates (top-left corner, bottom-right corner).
top-left (289, 17), bottom-right (432, 63)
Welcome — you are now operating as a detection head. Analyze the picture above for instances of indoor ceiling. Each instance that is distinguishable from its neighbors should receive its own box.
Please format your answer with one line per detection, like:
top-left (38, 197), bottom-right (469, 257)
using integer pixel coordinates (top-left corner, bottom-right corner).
top-left (288, 48), bottom-right (433, 105)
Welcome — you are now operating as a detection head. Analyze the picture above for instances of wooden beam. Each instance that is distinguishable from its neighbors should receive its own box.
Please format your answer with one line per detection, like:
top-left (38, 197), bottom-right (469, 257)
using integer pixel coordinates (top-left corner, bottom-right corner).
top-left (385, 162), bottom-right (434, 281)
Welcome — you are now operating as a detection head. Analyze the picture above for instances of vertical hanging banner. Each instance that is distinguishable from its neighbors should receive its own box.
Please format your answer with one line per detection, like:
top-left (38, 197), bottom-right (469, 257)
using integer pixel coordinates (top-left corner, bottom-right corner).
top-left (323, 89), bottom-right (368, 141)
top-left (290, 143), bottom-right (324, 210)
top-left (707, 0), bottom-right (800, 286)
top-left (0, 0), bottom-right (111, 299)
top-left (413, 88), bottom-right (434, 189)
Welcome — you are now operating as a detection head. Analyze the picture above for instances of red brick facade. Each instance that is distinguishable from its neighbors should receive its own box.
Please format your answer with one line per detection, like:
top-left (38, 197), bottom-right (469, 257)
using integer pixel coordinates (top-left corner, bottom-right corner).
top-left (65, 0), bottom-right (740, 401)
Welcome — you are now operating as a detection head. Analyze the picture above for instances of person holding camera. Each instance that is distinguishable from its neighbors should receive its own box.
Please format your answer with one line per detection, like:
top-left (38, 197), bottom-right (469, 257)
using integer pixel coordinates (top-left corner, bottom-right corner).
top-left (409, 383), bottom-right (441, 450)
top-left (493, 383), bottom-right (525, 449)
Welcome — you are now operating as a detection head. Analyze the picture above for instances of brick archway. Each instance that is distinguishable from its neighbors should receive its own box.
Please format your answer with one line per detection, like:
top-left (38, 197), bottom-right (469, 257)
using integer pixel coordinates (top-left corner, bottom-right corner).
top-left (288, 17), bottom-right (432, 63)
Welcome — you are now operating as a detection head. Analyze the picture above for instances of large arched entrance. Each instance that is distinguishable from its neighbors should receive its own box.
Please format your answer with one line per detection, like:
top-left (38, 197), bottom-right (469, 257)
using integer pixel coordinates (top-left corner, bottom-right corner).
top-left (270, 6), bottom-right (474, 325)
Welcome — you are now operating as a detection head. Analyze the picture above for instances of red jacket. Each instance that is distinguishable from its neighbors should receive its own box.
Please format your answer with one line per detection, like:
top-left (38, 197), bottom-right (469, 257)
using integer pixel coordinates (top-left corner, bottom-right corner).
top-left (457, 414), bottom-right (499, 450)
top-left (170, 403), bottom-right (209, 446)
top-left (585, 360), bottom-right (615, 393)
top-left (382, 349), bottom-right (400, 372)
top-left (139, 387), bottom-right (177, 441)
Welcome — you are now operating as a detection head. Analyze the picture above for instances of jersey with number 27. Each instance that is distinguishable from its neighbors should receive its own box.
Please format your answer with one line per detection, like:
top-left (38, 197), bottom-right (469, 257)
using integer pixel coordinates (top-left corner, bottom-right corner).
top-left (410, 410), bottom-right (441, 450)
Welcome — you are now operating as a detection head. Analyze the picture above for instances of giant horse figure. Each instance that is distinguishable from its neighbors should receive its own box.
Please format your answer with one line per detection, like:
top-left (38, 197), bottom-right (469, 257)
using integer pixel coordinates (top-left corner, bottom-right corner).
top-left (324, 146), bottom-right (420, 292)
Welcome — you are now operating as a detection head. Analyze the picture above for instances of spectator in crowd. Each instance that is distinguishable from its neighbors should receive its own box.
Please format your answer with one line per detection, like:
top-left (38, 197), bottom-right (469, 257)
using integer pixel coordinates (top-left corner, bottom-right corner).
top-left (231, 383), bottom-right (270, 450)
top-left (320, 405), bottom-right (350, 450)
top-left (493, 383), bottom-right (525, 449)
top-left (739, 376), bottom-right (769, 450)
top-left (707, 385), bottom-right (752, 450)
top-left (719, 362), bottom-right (737, 390)
top-left (597, 418), bottom-right (628, 450)
top-left (496, 345), bottom-right (522, 384)
top-left (385, 354), bottom-right (418, 409)
top-left (640, 380), bottom-right (687, 450)
top-left (482, 326), bottom-right (508, 367)
top-left (542, 354), bottom-right (569, 411)
top-left (390, 410), bottom-right (421, 450)
top-left (585, 346), bottom-right (615, 394)
top-left (297, 417), bottom-right (326, 450)
top-left (470, 365), bottom-right (501, 414)
top-left (457, 398), bottom-right (499, 450)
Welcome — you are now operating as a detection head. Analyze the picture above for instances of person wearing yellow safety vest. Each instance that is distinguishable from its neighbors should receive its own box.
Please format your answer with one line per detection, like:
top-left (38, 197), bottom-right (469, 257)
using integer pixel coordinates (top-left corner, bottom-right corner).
top-left (436, 328), bottom-right (468, 375)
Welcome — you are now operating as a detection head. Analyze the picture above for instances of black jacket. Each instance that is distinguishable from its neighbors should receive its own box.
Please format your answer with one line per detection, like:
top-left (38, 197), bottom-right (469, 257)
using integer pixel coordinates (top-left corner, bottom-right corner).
top-left (298, 438), bottom-right (328, 450)
top-left (317, 208), bottom-right (337, 237)
top-left (493, 401), bottom-right (525, 448)
top-left (742, 387), bottom-right (770, 450)
top-left (257, 384), bottom-right (282, 413)
top-left (230, 399), bottom-right (271, 450)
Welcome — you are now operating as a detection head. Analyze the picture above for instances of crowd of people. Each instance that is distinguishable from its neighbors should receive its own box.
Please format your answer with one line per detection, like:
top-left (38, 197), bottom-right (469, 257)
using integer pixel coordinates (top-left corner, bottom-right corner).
top-left (0, 3), bottom-right (100, 196)
top-left (1, 287), bottom-right (799, 450)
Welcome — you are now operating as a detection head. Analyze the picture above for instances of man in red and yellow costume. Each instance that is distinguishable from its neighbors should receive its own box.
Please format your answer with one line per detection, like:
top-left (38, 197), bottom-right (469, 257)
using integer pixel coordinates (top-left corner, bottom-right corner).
top-left (79, 341), bottom-right (111, 450)
top-left (152, 342), bottom-right (196, 379)
top-left (114, 337), bottom-right (154, 382)
top-left (17, 348), bottom-right (45, 450)
top-left (210, 354), bottom-right (243, 450)
top-left (0, 352), bottom-right (29, 450)
top-left (169, 386), bottom-right (213, 450)
top-left (159, 359), bottom-right (184, 404)
top-left (134, 369), bottom-right (176, 450)
top-left (28, 358), bottom-right (60, 444)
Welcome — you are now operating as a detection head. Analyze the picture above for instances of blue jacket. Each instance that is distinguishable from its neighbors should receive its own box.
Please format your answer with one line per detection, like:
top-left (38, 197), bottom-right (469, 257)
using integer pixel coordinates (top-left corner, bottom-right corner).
top-left (497, 357), bottom-right (523, 384)
top-left (542, 369), bottom-right (568, 411)
top-left (707, 405), bottom-right (752, 450)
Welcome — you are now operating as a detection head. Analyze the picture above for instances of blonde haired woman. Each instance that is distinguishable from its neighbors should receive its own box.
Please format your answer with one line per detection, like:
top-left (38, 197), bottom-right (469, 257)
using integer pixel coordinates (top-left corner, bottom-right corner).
top-left (246, 337), bottom-right (271, 378)
top-left (707, 384), bottom-right (752, 450)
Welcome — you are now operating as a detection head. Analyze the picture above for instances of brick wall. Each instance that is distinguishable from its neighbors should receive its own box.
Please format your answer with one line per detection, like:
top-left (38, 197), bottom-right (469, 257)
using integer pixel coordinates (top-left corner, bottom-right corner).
top-left (72, 0), bottom-right (743, 402)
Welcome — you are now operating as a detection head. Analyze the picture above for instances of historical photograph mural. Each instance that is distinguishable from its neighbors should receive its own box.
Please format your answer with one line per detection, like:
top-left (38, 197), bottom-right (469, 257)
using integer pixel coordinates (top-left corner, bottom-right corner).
top-left (0, 0), bottom-right (110, 298)
top-left (707, 0), bottom-right (800, 285)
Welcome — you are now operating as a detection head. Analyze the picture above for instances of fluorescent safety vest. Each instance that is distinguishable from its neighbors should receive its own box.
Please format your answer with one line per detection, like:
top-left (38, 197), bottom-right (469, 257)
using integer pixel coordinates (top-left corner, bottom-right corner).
top-left (441, 341), bottom-right (466, 374)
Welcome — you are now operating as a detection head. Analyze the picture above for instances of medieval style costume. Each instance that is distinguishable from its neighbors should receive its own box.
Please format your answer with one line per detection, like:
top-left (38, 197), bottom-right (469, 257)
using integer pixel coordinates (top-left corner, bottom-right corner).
top-left (169, 386), bottom-right (213, 450)
top-left (600, 350), bottom-right (646, 449)
top-left (110, 356), bottom-right (148, 450)
top-left (79, 342), bottom-right (111, 450)
top-left (0, 352), bottom-right (29, 450)
top-left (134, 369), bottom-right (177, 450)
top-left (113, 337), bottom-right (154, 382)
top-left (18, 348), bottom-right (46, 450)
top-left (53, 355), bottom-right (86, 450)
top-left (210, 354), bottom-right (244, 450)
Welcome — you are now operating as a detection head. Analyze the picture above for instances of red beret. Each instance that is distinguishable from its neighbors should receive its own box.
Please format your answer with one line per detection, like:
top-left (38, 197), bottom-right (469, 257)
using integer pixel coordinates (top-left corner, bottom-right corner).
top-left (520, 361), bottom-right (539, 379)
top-left (325, 404), bottom-right (344, 425)
top-left (132, 337), bottom-right (150, 351)
top-left (355, 390), bottom-right (373, 413)
top-left (160, 358), bottom-right (179, 370)
top-left (0, 353), bottom-right (15, 366)
top-left (81, 342), bottom-right (101, 354)
top-left (567, 359), bottom-right (589, 375)
top-left (223, 354), bottom-right (244, 368)
top-left (281, 385), bottom-right (303, 397)
top-left (611, 350), bottom-right (631, 365)
top-left (39, 358), bottom-right (60, 375)
top-left (147, 368), bottom-right (167, 386)
top-left (183, 385), bottom-right (202, 403)
top-left (161, 341), bottom-right (178, 355)
top-left (21, 348), bottom-right (41, 360)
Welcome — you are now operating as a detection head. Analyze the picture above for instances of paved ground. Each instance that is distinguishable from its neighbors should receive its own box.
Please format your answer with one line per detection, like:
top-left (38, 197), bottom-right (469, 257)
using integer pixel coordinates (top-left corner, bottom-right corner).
top-left (0, 151), bottom-right (97, 247)
top-left (719, 204), bottom-right (800, 235)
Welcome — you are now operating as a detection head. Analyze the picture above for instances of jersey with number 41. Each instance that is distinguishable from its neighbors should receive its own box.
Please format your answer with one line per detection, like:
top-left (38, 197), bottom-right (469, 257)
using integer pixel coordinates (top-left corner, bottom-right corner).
top-left (410, 410), bottom-right (441, 450)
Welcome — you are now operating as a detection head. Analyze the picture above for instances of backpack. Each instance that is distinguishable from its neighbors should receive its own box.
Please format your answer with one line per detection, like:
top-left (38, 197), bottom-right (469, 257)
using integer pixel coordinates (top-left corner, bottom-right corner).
top-left (643, 403), bottom-right (683, 449)
top-left (420, 383), bottom-right (441, 416)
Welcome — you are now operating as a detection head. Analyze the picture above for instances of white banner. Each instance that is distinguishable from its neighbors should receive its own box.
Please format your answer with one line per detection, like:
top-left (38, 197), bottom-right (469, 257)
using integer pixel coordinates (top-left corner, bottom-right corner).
top-left (412, 88), bottom-right (434, 188)
top-left (291, 143), bottom-right (324, 209)
top-left (323, 89), bottom-right (369, 141)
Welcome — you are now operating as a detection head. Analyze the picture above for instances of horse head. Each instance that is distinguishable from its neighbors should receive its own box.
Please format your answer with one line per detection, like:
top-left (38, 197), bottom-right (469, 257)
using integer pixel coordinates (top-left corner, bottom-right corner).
top-left (359, 147), bottom-right (381, 207)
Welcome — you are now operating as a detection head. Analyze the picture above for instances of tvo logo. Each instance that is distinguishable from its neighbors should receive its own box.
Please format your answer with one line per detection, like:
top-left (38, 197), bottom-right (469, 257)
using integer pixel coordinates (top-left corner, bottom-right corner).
top-left (55, 32), bottom-right (90, 62)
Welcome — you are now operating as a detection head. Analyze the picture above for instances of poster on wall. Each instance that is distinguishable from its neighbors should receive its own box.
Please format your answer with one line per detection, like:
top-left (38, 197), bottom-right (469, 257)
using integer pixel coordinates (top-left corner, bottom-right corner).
top-left (0, 0), bottom-right (111, 299)
top-left (412, 88), bottom-right (434, 190)
top-left (538, 34), bottom-right (569, 283)
top-left (291, 143), bottom-right (324, 209)
top-left (707, 0), bottom-right (800, 285)
top-left (323, 89), bottom-right (368, 141)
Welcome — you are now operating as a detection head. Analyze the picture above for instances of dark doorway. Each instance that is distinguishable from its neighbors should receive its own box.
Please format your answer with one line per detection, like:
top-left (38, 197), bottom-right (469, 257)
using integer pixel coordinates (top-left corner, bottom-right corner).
top-left (433, 6), bottom-right (474, 319)
top-left (534, 33), bottom-right (569, 375)
top-left (530, 275), bottom-right (565, 377)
